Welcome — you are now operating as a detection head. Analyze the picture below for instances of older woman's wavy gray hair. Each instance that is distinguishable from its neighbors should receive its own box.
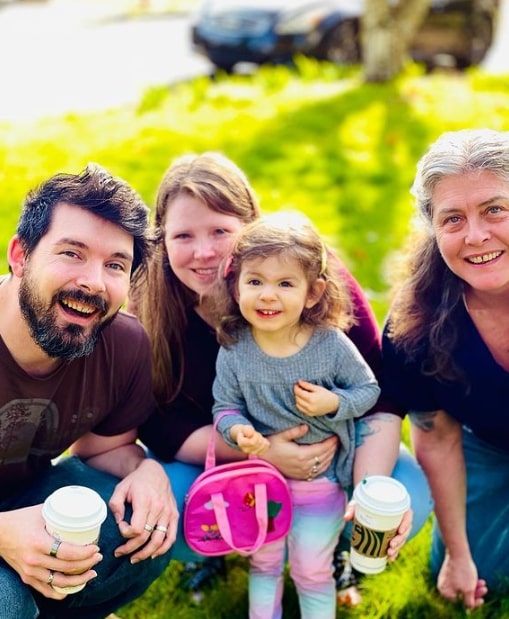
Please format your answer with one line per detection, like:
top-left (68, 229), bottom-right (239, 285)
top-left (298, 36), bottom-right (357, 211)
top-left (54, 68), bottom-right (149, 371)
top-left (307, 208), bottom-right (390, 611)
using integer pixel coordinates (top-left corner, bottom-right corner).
top-left (411, 128), bottom-right (509, 225)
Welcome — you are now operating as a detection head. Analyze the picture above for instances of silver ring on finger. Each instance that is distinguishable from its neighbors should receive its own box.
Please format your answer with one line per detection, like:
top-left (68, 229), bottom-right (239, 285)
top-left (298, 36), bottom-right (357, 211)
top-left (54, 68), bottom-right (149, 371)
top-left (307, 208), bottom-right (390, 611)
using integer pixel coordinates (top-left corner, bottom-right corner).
top-left (46, 570), bottom-right (55, 586)
top-left (144, 523), bottom-right (154, 533)
top-left (154, 524), bottom-right (168, 533)
top-left (49, 538), bottom-right (62, 558)
top-left (314, 456), bottom-right (320, 467)
top-left (311, 464), bottom-right (319, 475)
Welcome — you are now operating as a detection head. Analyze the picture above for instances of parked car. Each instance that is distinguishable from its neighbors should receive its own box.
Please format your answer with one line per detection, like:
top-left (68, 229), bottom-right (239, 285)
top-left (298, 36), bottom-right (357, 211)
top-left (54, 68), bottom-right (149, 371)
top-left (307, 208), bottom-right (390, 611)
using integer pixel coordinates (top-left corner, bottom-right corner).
top-left (191, 0), bottom-right (499, 73)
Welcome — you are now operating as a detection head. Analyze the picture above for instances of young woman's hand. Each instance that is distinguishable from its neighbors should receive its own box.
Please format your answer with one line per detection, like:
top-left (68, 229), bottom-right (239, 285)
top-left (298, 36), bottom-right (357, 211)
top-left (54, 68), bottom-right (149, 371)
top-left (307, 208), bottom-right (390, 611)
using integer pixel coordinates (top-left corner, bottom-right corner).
top-left (262, 424), bottom-right (339, 480)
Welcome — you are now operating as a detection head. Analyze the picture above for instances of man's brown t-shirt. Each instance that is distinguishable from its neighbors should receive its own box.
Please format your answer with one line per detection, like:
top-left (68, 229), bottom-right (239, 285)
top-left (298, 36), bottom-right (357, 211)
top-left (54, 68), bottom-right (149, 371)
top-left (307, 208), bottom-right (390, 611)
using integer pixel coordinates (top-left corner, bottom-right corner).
top-left (0, 311), bottom-right (154, 500)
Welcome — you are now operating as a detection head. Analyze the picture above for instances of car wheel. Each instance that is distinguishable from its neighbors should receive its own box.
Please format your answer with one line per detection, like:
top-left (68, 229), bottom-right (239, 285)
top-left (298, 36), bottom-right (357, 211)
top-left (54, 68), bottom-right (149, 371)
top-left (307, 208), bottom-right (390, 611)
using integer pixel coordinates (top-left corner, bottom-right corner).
top-left (213, 63), bottom-right (235, 74)
top-left (321, 20), bottom-right (360, 64)
top-left (466, 12), bottom-right (494, 67)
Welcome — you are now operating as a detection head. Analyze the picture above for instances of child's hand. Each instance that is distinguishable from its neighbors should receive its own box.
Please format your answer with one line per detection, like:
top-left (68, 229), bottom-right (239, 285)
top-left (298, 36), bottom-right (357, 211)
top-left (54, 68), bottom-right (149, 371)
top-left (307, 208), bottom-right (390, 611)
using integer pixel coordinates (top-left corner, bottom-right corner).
top-left (294, 379), bottom-right (339, 417)
top-left (230, 424), bottom-right (270, 455)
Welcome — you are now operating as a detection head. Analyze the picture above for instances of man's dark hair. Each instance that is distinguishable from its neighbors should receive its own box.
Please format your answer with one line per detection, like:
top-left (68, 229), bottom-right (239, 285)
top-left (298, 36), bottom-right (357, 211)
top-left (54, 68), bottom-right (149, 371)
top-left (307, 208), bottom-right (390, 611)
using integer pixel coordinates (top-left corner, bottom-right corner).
top-left (16, 163), bottom-right (151, 279)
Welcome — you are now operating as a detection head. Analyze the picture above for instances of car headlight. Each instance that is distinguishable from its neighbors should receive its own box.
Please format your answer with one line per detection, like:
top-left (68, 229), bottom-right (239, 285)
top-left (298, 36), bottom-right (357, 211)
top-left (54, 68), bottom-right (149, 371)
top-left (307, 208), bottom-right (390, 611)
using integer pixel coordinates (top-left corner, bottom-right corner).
top-left (275, 7), bottom-right (330, 35)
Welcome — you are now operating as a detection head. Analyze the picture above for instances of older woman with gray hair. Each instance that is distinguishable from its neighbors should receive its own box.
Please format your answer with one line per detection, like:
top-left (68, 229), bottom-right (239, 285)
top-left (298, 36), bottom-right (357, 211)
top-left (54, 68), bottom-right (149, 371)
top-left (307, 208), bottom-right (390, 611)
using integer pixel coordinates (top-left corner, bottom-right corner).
top-left (382, 128), bottom-right (509, 610)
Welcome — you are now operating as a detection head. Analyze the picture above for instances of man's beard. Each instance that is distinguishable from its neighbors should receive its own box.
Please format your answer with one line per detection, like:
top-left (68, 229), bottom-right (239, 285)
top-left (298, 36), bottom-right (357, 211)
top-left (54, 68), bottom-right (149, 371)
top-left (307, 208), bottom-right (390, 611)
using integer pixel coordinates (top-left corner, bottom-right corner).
top-left (19, 273), bottom-right (115, 361)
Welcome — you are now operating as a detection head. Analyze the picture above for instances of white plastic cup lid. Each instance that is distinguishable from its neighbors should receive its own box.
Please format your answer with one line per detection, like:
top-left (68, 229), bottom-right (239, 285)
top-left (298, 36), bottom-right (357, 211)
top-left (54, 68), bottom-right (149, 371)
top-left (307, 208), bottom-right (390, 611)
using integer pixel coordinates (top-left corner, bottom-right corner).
top-left (353, 475), bottom-right (410, 516)
top-left (42, 485), bottom-right (107, 532)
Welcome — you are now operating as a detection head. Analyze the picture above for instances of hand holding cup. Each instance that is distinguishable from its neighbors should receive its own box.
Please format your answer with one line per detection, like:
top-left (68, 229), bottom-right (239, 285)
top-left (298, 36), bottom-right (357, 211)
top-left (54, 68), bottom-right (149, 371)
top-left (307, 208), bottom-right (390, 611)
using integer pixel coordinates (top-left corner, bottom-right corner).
top-left (42, 485), bottom-right (107, 593)
top-left (350, 476), bottom-right (410, 574)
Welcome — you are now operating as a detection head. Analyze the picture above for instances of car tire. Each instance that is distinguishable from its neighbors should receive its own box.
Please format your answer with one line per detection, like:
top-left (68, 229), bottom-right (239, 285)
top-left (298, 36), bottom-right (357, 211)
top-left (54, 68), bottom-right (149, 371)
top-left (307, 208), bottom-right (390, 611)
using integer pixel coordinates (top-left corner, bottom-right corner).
top-left (212, 63), bottom-right (235, 74)
top-left (320, 20), bottom-right (360, 64)
top-left (466, 12), bottom-right (494, 67)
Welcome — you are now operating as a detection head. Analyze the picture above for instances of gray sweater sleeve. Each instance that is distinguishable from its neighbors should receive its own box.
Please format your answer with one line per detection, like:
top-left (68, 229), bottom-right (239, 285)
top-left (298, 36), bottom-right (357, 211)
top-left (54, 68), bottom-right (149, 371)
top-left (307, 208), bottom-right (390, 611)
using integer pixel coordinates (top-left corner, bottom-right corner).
top-left (212, 346), bottom-right (251, 448)
top-left (324, 329), bottom-right (380, 420)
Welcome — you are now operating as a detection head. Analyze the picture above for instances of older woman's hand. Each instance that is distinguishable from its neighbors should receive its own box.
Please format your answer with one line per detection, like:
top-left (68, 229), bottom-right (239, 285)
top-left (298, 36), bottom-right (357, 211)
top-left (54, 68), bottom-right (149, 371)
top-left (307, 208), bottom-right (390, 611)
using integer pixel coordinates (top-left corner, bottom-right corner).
top-left (262, 424), bottom-right (338, 480)
top-left (387, 508), bottom-right (413, 560)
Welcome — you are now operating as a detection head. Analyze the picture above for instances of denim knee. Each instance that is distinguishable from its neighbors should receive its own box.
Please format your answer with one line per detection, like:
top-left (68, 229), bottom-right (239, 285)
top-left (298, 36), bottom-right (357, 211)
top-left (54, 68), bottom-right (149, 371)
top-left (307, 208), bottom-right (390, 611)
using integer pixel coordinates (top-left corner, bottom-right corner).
top-left (0, 562), bottom-right (38, 619)
top-left (392, 443), bottom-right (434, 539)
top-left (146, 455), bottom-right (204, 563)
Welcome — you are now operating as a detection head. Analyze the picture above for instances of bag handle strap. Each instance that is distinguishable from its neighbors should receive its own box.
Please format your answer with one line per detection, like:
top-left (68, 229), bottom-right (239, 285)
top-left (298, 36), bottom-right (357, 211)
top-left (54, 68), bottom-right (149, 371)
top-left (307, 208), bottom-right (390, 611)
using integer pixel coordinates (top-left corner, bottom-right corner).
top-left (207, 410), bottom-right (252, 470)
top-left (211, 483), bottom-right (268, 556)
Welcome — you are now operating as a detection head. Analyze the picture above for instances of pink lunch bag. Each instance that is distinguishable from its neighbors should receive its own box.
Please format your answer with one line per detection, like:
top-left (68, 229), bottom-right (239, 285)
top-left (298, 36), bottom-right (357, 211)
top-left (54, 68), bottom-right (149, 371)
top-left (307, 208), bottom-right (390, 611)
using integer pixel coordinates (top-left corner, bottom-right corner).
top-left (183, 413), bottom-right (293, 557)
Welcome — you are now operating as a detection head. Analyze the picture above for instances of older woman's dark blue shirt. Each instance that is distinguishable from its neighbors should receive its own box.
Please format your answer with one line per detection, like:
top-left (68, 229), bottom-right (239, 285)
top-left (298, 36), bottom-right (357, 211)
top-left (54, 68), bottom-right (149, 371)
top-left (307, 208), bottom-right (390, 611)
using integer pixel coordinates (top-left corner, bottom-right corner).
top-left (382, 303), bottom-right (509, 452)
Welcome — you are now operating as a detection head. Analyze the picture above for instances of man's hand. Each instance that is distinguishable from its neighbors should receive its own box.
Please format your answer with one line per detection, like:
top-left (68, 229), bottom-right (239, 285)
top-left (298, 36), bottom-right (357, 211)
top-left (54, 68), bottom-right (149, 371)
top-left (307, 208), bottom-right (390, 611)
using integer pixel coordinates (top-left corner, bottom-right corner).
top-left (0, 505), bottom-right (101, 598)
top-left (72, 430), bottom-right (178, 562)
top-left (110, 458), bottom-right (178, 563)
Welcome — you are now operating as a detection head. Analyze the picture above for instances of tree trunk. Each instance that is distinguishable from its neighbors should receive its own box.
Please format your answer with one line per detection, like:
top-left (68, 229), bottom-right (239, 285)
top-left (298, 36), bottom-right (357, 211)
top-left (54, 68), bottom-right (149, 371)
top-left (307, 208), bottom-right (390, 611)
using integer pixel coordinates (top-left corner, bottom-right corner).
top-left (362, 0), bottom-right (431, 82)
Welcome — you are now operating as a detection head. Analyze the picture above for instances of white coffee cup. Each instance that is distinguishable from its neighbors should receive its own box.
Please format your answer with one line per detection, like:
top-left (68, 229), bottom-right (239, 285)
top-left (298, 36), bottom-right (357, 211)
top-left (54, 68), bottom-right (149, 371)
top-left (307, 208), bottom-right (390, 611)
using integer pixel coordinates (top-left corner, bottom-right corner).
top-left (350, 475), bottom-right (410, 574)
top-left (42, 485), bottom-right (107, 594)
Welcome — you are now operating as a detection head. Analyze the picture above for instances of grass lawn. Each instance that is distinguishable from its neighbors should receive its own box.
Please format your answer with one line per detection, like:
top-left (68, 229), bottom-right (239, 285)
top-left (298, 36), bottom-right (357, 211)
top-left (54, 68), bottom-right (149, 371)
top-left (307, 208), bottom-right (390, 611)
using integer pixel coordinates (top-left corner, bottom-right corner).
top-left (1, 57), bottom-right (509, 617)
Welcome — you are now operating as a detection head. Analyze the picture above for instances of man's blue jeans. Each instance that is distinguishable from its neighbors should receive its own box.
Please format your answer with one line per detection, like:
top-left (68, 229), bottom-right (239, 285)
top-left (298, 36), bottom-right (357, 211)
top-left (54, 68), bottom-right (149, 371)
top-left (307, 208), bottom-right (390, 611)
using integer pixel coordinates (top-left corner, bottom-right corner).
top-left (0, 456), bottom-right (173, 619)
